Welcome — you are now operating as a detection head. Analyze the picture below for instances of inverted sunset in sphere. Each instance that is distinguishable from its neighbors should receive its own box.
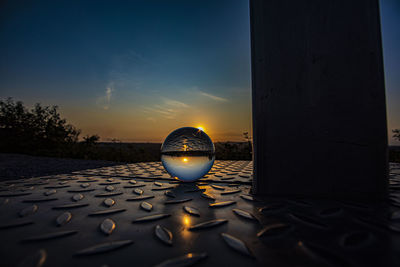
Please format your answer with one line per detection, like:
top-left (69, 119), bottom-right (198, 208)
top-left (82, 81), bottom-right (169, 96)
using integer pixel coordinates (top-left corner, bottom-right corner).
top-left (161, 127), bottom-right (215, 182)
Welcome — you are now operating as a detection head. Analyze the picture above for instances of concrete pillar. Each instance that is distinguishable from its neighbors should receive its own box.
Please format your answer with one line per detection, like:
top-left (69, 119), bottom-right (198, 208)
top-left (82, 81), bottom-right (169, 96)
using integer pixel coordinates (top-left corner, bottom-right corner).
top-left (250, 0), bottom-right (388, 199)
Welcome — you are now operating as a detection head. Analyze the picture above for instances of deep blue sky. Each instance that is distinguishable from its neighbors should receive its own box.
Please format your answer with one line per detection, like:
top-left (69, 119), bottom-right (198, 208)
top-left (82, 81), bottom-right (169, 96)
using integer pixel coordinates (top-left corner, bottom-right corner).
top-left (0, 0), bottom-right (399, 144)
top-left (381, 0), bottom-right (400, 145)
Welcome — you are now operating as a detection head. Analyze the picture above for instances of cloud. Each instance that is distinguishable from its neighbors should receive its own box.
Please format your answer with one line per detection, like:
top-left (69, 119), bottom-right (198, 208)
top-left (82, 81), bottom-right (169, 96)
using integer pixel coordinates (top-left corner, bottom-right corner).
top-left (162, 97), bottom-right (188, 108)
top-left (143, 106), bottom-right (176, 120)
top-left (97, 83), bottom-right (114, 110)
top-left (142, 97), bottom-right (189, 120)
top-left (105, 86), bottom-right (113, 102)
top-left (199, 91), bottom-right (228, 102)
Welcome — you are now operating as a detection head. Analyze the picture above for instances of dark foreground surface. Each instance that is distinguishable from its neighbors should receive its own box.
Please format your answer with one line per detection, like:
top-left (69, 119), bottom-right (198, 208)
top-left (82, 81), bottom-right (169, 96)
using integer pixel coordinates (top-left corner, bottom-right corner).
top-left (0, 153), bottom-right (119, 180)
top-left (0, 161), bottom-right (399, 267)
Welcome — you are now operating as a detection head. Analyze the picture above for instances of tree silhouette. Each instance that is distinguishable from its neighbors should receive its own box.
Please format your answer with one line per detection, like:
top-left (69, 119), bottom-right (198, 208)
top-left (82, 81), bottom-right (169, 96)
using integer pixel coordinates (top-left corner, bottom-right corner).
top-left (393, 129), bottom-right (400, 142)
top-left (0, 98), bottom-right (80, 155)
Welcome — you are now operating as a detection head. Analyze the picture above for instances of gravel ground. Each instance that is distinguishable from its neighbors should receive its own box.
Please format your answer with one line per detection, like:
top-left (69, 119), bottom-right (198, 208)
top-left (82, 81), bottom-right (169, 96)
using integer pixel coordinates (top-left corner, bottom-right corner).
top-left (0, 153), bottom-right (119, 180)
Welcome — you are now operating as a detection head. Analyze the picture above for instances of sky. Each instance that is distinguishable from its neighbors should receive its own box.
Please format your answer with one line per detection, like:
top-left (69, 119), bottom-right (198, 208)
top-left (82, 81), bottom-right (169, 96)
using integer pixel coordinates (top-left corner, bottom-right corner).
top-left (0, 0), bottom-right (399, 144)
top-left (381, 0), bottom-right (400, 145)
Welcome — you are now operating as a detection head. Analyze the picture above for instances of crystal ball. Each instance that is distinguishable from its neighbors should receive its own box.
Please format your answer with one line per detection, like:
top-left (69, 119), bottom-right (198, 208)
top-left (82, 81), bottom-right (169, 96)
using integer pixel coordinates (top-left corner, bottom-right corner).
top-left (161, 127), bottom-right (215, 182)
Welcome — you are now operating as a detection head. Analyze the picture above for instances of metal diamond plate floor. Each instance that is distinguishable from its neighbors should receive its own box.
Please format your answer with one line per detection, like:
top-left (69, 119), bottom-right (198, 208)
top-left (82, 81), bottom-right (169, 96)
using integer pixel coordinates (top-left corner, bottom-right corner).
top-left (1, 160), bottom-right (400, 267)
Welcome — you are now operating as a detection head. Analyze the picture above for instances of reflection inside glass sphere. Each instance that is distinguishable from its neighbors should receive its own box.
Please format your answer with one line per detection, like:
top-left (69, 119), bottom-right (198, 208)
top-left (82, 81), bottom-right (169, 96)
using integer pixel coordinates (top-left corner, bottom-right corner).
top-left (161, 127), bottom-right (215, 182)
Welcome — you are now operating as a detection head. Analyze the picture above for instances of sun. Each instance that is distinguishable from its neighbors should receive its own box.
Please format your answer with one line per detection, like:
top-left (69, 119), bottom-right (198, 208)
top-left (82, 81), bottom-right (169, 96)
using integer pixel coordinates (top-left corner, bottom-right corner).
top-left (196, 126), bottom-right (205, 132)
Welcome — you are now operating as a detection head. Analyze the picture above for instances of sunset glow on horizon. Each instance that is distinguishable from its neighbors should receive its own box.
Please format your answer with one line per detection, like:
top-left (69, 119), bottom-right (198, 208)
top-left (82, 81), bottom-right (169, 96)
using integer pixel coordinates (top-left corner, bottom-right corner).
top-left (0, 1), bottom-right (252, 143)
top-left (0, 0), bottom-right (399, 144)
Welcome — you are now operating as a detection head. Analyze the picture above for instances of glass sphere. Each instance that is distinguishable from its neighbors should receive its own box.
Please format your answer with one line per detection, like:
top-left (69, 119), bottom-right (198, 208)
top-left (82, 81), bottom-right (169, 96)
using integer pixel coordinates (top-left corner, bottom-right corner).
top-left (161, 127), bottom-right (215, 182)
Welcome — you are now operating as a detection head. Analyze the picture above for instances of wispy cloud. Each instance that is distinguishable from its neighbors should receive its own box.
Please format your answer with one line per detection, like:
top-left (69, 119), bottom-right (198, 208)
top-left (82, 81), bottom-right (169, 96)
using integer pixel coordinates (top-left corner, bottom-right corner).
top-left (162, 97), bottom-right (188, 108)
top-left (97, 82), bottom-right (114, 110)
top-left (142, 97), bottom-right (189, 120)
top-left (199, 91), bottom-right (228, 102)
top-left (143, 106), bottom-right (176, 119)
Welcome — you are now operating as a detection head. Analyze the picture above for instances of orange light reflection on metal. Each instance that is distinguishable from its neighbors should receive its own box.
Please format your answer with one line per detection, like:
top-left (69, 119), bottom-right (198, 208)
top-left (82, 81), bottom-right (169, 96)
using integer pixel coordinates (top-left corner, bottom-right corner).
top-left (183, 215), bottom-right (191, 226)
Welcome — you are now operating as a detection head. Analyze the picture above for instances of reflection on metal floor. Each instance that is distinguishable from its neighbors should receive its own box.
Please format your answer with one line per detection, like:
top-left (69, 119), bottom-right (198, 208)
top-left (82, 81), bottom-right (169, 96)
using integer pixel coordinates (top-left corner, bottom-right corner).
top-left (76, 160), bottom-right (253, 184)
top-left (0, 160), bottom-right (399, 267)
